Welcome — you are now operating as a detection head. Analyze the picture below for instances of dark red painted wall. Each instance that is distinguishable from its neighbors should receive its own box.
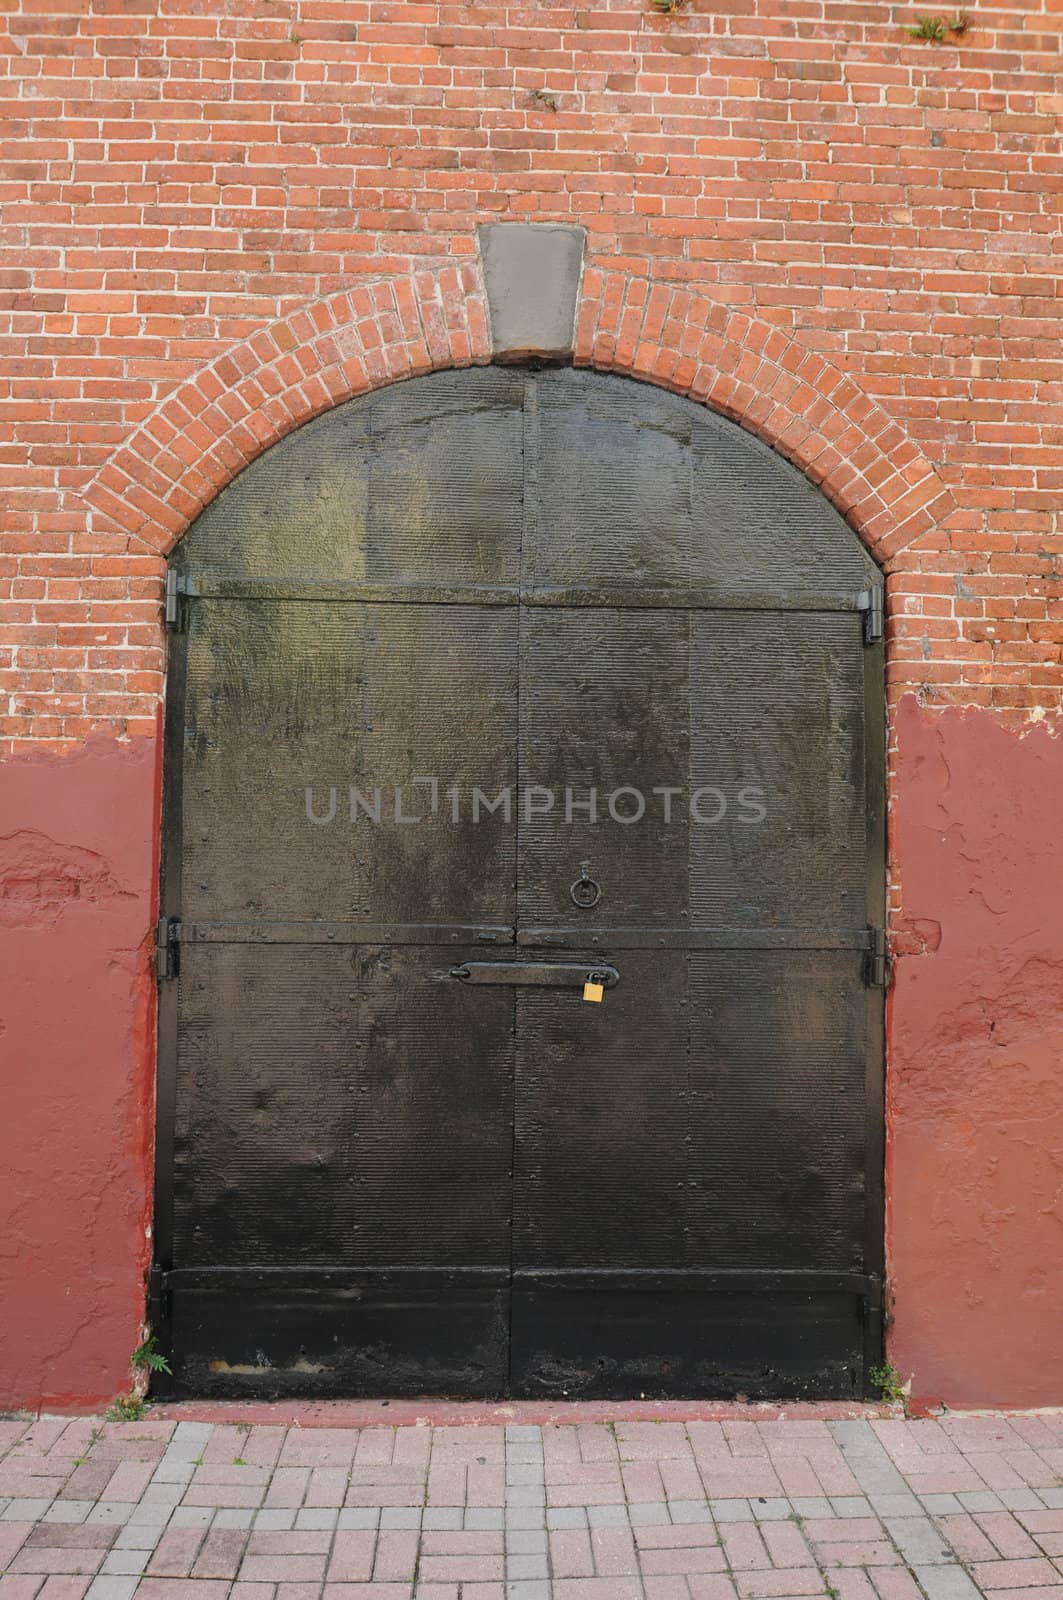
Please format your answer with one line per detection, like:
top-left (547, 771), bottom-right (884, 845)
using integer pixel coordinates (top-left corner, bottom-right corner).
top-left (0, 735), bottom-right (158, 1411)
top-left (888, 697), bottom-right (1063, 1408)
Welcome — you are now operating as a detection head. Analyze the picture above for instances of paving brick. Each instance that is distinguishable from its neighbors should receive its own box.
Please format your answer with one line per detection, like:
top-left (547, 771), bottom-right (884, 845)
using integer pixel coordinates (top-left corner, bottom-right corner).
top-left (735, 1571), bottom-right (826, 1597)
top-left (549, 1528), bottom-right (594, 1576)
top-left (190, 1526), bottom-right (248, 1579)
top-left (326, 1530), bottom-right (376, 1582)
top-left (970, 1558), bottom-right (1062, 1589)
top-left (7, 1550), bottom-right (106, 1578)
top-left (145, 1526), bottom-right (207, 1578)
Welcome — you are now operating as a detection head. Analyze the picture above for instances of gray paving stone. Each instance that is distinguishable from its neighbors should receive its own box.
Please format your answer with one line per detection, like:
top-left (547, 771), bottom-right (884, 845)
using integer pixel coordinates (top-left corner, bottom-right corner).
top-left (886, 1516), bottom-right (958, 1566)
top-left (162, 1422), bottom-right (214, 1464)
top-left (168, 1505), bottom-right (213, 1528)
top-left (830, 1496), bottom-right (873, 1517)
top-left (84, 1578), bottom-right (139, 1600)
top-left (752, 1497), bottom-right (791, 1520)
top-left (337, 1508), bottom-right (380, 1529)
top-left (86, 1502), bottom-right (134, 1526)
top-left (829, 1420), bottom-right (911, 1497)
top-left (141, 1482), bottom-right (184, 1506)
top-left (1038, 1488), bottom-right (1063, 1509)
top-left (3, 1498), bottom-right (54, 1519)
top-left (504, 1579), bottom-right (551, 1600)
top-left (423, 1508), bottom-right (463, 1529)
top-left (870, 1492), bottom-right (923, 1517)
top-left (150, 1460), bottom-right (196, 1486)
top-left (957, 1491), bottom-right (1003, 1512)
top-left (506, 1486), bottom-right (545, 1507)
top-left (670, 1499), bottom-right (714, 1524)
top-left (587, 1503), bottom-right (629, 1527)
top-left (546, 1507), bottom-right (587, 1529)
top-left (918, 1493), bottom-right (963, 1514)
top-left (43, 1500), bottom-right (94, 1523)
top-left (295, 1507), bottom-right (339, 1529)
top-left (506, 1464), bottom-right (543, 1486)
top-left (380, 1506), bottom-right (421, 1528)
top-left (113, 1525), bottom-right (164, 1551)
top-left (507, 1442), bottom-right (545, 1464)
top-left (506, 1529), bottom-right (548, 1553)
top-left (99, 1549), bottom-right (149, 1576)
top-left (791, 1497), bottom-right (833, 1519)
top-left (914, 1564), bottom-right (984, 1600)
top-left (505, 1505), bottom-right (546, 1528)
top-left (465, 1507), bottom-right (505, 1530)
top-left (998, 1488), bottom-right (1041, 1510)
top-left (213, 1509), bottom-right (254, 1528)
top-left (711, 1498), bottom-right (754, 1522)
top-left (829, 1421), bottom-right (879, 1447)
top-left (507, 1553), bottom-right (550, 1580)
top-left (254, 1509), bottom-right (297, 1529)
top-left (126, 1501), bottom-right (173, 1527)
top-left (628, 1502), bottom-right (670, 1526)
top-left (505, 1426), bottom-right (543, 1443)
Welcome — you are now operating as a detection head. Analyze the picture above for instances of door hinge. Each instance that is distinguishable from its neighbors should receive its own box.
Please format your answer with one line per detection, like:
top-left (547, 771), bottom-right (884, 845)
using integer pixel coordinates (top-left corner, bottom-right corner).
top-left (155, 915), bottom-right (180, 981)
top-left (858, 587), bottom-right (884, 645)
top-left (164, 570), bottom-right (194, 630)
top-left (147, 1263), bottom-right (171, 1327)
top-left (865, 926), bottom-right (888, 988)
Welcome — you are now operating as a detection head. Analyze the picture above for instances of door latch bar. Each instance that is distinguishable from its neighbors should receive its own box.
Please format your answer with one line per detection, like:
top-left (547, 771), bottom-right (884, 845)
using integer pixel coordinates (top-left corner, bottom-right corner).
top-left (451, 961), bottom-right (620, 989)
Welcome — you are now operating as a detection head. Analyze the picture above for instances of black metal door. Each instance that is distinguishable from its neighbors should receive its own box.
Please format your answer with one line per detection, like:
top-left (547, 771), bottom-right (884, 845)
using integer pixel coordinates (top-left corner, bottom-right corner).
top-left (156, 367), bottom-right (885, 1398)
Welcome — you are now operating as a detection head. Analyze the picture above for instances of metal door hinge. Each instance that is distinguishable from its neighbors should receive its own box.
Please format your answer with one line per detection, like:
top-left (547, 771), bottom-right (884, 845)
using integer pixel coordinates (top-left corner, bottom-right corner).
top-left (858, 587), bottom-right (884, 645)
top-left (147, 1263), bottom-right (171, 1326)
top-left (164, 570), bottom-right (194, 630)
top-left (155, 915), bottom-right (181, 981)
top-left (865, 927), bottom-right (888, 988)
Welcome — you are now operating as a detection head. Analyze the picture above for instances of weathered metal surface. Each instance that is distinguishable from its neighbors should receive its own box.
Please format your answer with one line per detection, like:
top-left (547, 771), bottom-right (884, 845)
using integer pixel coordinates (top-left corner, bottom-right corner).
top-left (158, 366), bottom-right (884, 1399)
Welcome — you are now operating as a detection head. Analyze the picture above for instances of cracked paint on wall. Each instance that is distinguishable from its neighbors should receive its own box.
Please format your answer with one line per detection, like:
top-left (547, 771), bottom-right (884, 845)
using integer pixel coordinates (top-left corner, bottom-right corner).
top-left (887, 695), bottom-right (1063, 1408)
top-left (0, 734), bottom-right (159, 1411)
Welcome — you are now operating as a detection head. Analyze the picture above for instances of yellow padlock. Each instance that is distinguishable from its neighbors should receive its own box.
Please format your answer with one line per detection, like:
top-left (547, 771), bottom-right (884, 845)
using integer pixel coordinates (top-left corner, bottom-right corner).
top-left (583, 979), bottom-right (604, 1003)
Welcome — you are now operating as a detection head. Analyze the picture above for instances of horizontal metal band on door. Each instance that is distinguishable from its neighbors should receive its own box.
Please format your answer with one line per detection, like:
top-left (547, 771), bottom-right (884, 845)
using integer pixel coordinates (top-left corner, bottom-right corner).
top-left (157, 1266), bottom-right (879, 1299)
top-left (168, 575), bottom-right (880, 614)
top-left (175, 921), bottom-right (878, 951)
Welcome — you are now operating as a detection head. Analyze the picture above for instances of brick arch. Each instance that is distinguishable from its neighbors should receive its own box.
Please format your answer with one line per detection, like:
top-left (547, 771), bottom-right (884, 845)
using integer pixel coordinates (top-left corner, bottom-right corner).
top-left (83, 261), bottom-right (952, 568)
top-left (574, 270), bottom-right (954, 567)
top-left (83, 264), bottom-right (492, 556)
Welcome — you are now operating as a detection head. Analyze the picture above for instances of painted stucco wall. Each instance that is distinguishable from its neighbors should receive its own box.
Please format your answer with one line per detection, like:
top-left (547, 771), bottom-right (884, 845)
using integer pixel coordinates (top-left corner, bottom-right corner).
top-left (888, 698), bottom-right (1063, 1410)
top-left (0, 738), bottom-right (158, 1410)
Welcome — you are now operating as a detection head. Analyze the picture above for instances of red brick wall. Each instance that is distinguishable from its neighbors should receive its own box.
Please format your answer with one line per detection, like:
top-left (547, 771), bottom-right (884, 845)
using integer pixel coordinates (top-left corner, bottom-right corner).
top-left (2, 0), bottom-right (1062, 1408)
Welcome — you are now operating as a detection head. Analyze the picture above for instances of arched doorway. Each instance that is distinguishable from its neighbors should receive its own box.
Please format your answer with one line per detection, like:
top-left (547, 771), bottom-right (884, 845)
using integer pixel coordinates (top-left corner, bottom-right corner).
top-left (153, 366), bottom-right (885, 1398)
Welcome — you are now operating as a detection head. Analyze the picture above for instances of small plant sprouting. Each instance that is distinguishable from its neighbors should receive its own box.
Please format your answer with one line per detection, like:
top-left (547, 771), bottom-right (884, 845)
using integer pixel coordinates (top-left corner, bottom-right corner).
top-left (529, 88), bottom-right (558, 112)
top-left (870, 1361), bottom-right (908, 1406)
top-left (650, 0), bottom-right (684, 12)
top-left (904, 11), bottom-right (968, 41)
top-left (108, 1394), bottom-right (147, 1422)
top-left (131, 1336), bottom-right (173, 1377)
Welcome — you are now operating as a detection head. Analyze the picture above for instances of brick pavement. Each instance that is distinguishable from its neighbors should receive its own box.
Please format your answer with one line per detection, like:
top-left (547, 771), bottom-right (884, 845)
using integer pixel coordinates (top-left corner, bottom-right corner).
top-left (1, 1411), bottom-right (1062, 1600)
